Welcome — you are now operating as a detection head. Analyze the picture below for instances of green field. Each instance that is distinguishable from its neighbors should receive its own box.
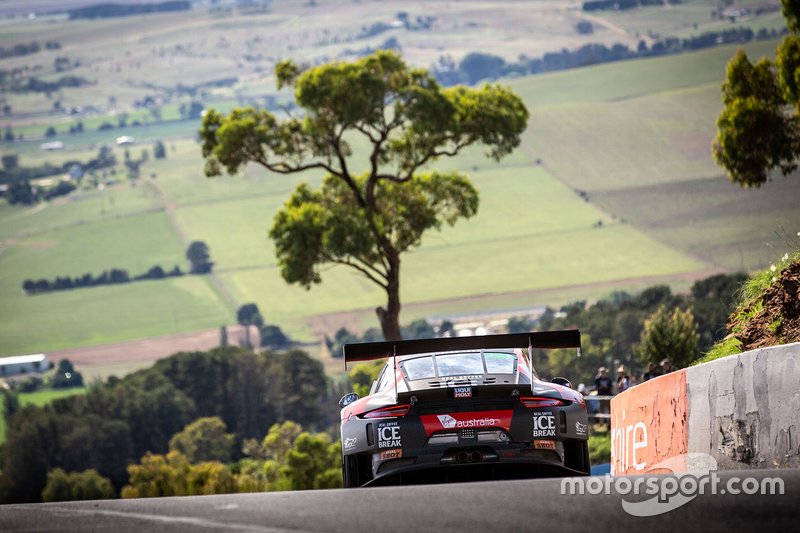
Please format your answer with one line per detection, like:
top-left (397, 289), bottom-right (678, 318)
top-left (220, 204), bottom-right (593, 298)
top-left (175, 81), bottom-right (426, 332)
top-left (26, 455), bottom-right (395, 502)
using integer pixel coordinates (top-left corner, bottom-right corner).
top-left (1, 3), bottom-right (799, 367)
top-left (0, 388), bottom-right (86, 442)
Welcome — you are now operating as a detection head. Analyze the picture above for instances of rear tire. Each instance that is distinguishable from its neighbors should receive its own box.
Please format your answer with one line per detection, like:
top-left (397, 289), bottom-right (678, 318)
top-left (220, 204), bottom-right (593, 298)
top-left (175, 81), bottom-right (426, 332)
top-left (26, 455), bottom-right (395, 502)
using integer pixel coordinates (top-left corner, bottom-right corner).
top-left (564, 440), bottom-right (591, 475)
top-left (342, 454), bottom-right (364, 488)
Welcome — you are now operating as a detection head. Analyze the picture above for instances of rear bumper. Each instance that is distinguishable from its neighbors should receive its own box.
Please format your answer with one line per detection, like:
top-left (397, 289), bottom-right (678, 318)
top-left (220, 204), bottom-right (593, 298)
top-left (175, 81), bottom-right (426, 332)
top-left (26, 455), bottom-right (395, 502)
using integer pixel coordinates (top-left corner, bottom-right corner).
top-left (364, 453), bottom-right (588, 486)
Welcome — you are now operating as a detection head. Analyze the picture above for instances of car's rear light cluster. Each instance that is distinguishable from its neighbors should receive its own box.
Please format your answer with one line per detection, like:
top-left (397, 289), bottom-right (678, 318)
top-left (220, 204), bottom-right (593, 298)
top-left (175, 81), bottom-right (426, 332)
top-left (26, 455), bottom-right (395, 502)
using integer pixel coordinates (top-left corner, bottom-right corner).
top-left (362, 404), bottom-right (410, 419)
top-left (519, 396), bottom-right (567, 408)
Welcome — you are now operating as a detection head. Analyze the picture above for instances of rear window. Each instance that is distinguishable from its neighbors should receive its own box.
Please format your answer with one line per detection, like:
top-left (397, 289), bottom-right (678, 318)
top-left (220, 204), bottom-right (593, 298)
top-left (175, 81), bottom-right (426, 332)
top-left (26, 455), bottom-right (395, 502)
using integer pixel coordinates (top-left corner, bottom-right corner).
top-left (436, 352), bottom-right (484, 376)
top-left (402, 357), bottom-right (436, 381)
top-left (400, 351), bottom-right (517, 380)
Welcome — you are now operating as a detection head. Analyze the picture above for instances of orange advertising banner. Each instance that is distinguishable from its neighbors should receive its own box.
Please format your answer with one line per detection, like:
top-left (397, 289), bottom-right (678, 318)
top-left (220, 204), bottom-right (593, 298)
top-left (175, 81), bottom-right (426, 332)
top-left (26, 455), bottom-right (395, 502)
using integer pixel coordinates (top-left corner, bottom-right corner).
top-left (610, 369), bottom-right (688, 475)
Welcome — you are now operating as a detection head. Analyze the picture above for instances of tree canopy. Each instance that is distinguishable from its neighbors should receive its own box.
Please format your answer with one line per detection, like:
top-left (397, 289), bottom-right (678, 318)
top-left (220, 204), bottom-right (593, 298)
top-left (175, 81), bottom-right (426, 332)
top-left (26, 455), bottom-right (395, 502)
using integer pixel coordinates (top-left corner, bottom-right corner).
top-left (635, 305), bottom-right (700, 370)
top-left (713, 0), bottom-right (800, 187)
top-left (201, 50), bottom-right (528, 339)
top-left (186, 241), bottom-right (213, 274)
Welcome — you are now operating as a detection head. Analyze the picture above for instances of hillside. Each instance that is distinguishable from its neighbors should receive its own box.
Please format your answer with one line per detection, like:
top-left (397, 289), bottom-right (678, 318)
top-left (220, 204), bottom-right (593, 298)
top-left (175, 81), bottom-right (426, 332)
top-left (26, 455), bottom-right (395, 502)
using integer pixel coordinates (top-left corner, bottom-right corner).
top-left (717, 251), bottom-right (800, 357)
top-left (1, 2), bottom-right (799, 375)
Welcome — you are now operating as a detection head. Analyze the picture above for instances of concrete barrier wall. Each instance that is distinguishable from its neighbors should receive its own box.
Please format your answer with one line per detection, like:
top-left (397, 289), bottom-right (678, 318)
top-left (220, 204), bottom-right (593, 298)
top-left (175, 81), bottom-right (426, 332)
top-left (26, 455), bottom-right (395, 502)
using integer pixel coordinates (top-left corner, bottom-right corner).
top-left (687, 342), bottom-right (800, 470)
top-left (610, 342), bottom-right (800, 475)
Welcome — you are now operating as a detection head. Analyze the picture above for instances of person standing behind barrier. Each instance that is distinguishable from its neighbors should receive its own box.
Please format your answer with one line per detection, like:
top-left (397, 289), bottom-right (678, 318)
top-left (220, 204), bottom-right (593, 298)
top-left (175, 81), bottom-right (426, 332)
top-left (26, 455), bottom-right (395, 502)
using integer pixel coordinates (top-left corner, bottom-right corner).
top-left (594, 367), bottom-right (613, 395)
top-left (616, 365), bottom-right (630, 393)
top-left (594, 367), bottom-right (613, 427)
top-left (578, 383), bottom-right (598, 415)
top-left (643, 362), bottom-right (660, 381)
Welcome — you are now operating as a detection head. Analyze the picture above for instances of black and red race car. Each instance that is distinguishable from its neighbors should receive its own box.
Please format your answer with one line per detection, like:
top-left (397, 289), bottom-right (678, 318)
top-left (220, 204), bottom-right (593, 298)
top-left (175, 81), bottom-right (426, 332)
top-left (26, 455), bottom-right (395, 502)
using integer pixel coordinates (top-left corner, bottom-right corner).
top-left (338, 330), bottom-right (590, 488)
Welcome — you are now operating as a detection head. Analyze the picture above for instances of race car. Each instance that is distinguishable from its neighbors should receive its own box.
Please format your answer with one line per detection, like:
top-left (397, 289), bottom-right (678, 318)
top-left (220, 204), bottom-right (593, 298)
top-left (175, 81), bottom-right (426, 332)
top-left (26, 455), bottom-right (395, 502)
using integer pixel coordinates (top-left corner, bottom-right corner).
top-left (338, 330), bottom-right (590, 488)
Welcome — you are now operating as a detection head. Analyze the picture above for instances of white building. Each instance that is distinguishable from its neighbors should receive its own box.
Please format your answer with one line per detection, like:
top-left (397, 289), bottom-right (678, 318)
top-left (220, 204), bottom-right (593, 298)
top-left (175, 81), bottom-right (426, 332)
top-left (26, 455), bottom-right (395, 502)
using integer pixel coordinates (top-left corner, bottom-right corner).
top-left (0, 354), bottom-right (50, 377)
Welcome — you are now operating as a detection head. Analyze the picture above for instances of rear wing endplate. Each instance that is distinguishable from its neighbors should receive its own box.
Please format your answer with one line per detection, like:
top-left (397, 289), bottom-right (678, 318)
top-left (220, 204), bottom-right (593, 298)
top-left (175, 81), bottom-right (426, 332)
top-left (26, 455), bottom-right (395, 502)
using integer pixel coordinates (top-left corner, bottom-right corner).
top-left (343, 329), bottom-right (581, 369)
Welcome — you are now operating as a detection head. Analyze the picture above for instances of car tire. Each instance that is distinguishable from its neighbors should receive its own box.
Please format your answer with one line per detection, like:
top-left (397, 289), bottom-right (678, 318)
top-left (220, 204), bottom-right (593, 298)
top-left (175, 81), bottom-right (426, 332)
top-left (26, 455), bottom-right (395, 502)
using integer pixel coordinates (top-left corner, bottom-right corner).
top-left (564, 439), bottom-right (591, 475)
top-left (342, 454), bottom-right (361, 488)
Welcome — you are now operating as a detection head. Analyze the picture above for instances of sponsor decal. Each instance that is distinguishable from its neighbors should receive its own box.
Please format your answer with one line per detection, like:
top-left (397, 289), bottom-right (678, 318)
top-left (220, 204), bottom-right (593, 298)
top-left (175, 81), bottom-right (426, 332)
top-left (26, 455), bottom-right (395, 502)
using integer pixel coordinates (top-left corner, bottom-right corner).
top-left (380, 449), bottom-right (403, 460)
top-left (446, 375), bottom-right (482, 382)
top-left (377, 421), bottom-right (402, 449)
top-left (532, 412), bottom-right (556, 438)
top-left (453, 386), bottom-right (472, 399)
top-left (343, 437), bottom-right (358, 451)
top-left (610, 370), bottom-right (687, 475)
top-left (534, 440), bottom-right (557, 451)
top-left (420, 410), bottom-right (513, 436)
top-left (438, 414), bottom-right (457, 428)
top-left (575, 421), bottom-right (588, 436)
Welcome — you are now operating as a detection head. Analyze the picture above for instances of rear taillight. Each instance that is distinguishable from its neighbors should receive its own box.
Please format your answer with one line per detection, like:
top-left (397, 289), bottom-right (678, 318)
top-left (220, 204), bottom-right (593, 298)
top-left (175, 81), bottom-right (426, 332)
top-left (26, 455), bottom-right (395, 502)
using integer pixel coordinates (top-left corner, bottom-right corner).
top-left (362, 404), bottom-right (410, 419)
top-left (520, 397), bottom-right (566, 408)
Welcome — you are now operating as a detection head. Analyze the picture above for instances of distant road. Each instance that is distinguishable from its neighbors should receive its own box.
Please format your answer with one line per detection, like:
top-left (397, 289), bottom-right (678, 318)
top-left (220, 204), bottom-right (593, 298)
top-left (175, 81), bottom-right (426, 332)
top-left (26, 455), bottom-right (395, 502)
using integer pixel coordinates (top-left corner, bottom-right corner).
top-left (1, 469), bottom-right (796, 532)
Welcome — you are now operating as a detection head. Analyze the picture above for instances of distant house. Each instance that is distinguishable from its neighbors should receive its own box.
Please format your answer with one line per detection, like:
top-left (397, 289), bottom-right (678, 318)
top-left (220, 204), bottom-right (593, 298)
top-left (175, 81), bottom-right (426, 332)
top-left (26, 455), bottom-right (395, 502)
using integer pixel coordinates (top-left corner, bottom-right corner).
top-left (40, 141), bottom-right (64, 151)
top-left (0, 354), bottom-right (51, 377)
top-left (115, 136), bottom-right (135, 145)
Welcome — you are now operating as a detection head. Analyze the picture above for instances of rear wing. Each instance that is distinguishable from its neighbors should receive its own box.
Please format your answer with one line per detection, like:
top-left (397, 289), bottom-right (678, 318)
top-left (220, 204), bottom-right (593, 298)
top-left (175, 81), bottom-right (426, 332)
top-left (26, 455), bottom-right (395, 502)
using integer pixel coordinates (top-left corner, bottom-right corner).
top-left (343, 329), bottom-right (581, 369)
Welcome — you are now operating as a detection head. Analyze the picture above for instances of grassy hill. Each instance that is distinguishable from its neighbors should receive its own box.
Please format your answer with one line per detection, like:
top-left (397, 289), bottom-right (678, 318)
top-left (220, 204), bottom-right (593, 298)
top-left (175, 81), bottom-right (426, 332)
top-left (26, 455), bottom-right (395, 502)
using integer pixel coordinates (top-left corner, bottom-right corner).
top-left (1, 3), bottom-right (798, 367)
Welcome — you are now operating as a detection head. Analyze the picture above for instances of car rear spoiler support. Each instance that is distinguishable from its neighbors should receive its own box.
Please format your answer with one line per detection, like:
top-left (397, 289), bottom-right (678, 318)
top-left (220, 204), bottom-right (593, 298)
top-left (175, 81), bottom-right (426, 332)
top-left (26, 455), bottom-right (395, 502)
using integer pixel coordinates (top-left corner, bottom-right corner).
top-left (343, 330), bottom-right (581, 370)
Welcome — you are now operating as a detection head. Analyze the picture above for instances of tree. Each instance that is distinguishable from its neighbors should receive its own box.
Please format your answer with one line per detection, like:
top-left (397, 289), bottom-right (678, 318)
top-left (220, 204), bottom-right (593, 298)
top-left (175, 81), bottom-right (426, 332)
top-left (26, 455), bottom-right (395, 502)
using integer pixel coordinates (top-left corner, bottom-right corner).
top-left (259, 421), bottom-right (341, 490)
top-left (237, 303), bottom-right (263, 348)
top-left (121, 451), bottom-right (190, 498)
top-left (51, 358), bottom-right (84, 389)
top-left (169, 416), bottom-right (235, 464)
top-left (2, 153), bottom-right (19, 170)
top-left (45, 126), bottom-right (56, 138)
top-left (219, 325), bottom-right (228, 347)
top-left (348, 360), bottom-right (383, 397)
top-left (260, 324), bottom-right (290, 349)
top-left (507, 316), bottom-right (535, 334)
top-left (153, 140), bottom-right (167, 159)
top-left (713, 0), bottom-right (800, 187)
top-left (41, 468), bottom-right (115, 502)
top-left (186, 241), bottom-right (213, 274)
top-left (635, 305), bottom-right (700, 370)
top-left (201, 50), bottom-right (528, 340)
top-left (2, 390), bottom-right (20, 424)
top-left (401, 319), bottom-right (435, 339)
top-left (8, 179), bottom-right (37, 205)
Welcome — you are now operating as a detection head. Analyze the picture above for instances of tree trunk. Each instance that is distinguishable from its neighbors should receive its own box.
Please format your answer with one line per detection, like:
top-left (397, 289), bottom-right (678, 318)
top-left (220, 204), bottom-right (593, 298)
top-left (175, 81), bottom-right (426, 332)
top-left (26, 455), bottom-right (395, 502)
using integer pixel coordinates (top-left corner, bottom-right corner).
top-left (376, 253), bottom-right (402, 341)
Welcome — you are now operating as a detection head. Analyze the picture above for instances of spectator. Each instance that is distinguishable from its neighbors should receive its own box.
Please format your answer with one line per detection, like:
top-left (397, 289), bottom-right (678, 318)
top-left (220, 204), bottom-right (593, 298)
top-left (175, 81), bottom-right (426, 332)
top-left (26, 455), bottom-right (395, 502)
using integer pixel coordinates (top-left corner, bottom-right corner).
top-left (616, 365), bottom-right (630, 393)
top-left (594, 367), bottom-right (613, 427)
top-left (660, 358), bottom-right (673, 375)
top-left (594, 367), bottom-right (613, 395)
top-left (578, 383), bottom-right (599, 415)
top-left (643, 362), bottom-right (660, 381)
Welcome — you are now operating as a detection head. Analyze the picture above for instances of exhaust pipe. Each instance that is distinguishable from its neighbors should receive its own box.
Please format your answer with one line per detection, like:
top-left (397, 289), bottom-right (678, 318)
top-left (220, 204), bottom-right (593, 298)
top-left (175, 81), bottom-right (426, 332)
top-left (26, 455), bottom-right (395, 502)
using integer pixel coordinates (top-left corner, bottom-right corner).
top-left (456, 452), bottom-right (470, 464)
top-left (470, 451), bottom-right (483, 463)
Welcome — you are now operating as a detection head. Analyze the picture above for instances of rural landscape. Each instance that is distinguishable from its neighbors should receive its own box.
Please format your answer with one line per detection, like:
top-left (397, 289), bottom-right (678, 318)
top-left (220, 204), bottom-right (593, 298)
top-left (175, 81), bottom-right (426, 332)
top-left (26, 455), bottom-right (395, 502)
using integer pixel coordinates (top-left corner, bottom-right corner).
top-left (1, 0), bottom-right (799, 506)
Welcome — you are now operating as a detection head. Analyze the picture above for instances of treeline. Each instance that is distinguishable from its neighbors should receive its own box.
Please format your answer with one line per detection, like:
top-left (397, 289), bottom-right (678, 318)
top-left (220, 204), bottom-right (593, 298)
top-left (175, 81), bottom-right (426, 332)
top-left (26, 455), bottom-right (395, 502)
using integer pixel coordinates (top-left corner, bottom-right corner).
top-left (0, 347), bottom-right (332, 503)
top-left (68, 1), bottom-right (191, 20)
top-left (0, 41), bottom-right (60, 60)
top-left (6, 75), bottom-right (90, 94)
top-left (433, 26), bottom-right (784, 85)
top-left (526, 273), bottom-right (747, 385)
top-left (583, 0), bottom-right (680, 11)
top-left (23, 241), bottom-right (213, 294)
top-left (22, 265), bottom-right (186, 295)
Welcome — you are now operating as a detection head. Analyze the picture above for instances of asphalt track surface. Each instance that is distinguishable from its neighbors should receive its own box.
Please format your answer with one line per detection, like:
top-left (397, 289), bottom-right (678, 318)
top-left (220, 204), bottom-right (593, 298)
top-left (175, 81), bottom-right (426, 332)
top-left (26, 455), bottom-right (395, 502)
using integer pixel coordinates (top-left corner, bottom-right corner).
top-left (1, 469), bottom-right (797, 532)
